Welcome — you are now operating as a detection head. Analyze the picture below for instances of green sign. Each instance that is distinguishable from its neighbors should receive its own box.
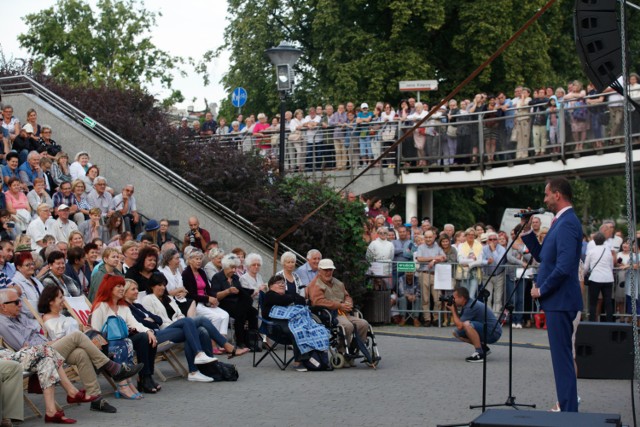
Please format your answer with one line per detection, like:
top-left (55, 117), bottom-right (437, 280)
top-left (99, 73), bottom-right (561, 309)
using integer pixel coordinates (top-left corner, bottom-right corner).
top-left (82, 117), bottom-right (96, 128)
top-left (397, 262), bottom-right (416, 272)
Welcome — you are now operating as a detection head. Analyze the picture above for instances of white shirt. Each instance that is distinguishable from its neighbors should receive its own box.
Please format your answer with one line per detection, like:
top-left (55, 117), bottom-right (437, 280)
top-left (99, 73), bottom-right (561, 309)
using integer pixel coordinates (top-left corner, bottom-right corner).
top-left (158, 265), bottom-right (184, 293)
top-left (366, 238), bottom-right (394, 262)
top-left (26, 217), bottom-right (49, 249)
top-left (49, 217), bottom-right (78, 244)
top-left (69, 161), bottom-right (92, 180)
top-left (584, 244), bottom-right (614, 283)
top-left (111, 193), bottom-right (137, 214)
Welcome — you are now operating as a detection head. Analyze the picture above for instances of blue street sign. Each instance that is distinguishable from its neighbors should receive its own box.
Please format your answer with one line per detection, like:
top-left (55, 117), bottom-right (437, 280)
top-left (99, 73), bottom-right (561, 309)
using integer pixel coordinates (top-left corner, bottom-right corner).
top-left (231, 87), bottom-right (248, 108)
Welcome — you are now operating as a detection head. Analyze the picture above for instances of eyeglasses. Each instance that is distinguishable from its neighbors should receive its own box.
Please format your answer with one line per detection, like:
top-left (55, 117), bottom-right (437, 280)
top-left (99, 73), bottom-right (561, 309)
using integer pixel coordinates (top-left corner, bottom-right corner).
top-left (23, 263), bottom-right (35, 267)
top-left (488, 238), bottom-right (498, 241)
top-left (3, 300), bottom-right (21, 306)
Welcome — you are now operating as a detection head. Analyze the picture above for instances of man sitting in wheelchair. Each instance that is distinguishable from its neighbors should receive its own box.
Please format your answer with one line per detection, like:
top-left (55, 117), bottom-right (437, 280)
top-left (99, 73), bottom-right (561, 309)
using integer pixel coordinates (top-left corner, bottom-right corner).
top-left (308, 259), bottom-right (380, 368)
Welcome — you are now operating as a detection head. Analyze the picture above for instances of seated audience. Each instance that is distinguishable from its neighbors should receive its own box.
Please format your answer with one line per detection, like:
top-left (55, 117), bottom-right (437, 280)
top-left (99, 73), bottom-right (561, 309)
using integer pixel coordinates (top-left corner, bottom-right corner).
top-left (210, 254), bottom-right (259, 350)
top-left (0, 288), bottom-right (142, 415)
top-left (182, 249), bottom-right (230, 338)
top-left (41, 250), bottom-right (82, 297)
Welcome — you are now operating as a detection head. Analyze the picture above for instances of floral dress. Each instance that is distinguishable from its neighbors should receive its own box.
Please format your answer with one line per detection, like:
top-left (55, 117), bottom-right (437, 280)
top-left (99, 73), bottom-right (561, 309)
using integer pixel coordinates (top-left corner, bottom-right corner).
top-left (0, 345), bottom-right (64, 389)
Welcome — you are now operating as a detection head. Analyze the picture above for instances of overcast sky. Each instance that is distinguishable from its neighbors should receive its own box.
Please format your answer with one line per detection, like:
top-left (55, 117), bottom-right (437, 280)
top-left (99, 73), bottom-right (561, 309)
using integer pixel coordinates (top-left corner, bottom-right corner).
top-left (3, 0), bottom-right (231, 110)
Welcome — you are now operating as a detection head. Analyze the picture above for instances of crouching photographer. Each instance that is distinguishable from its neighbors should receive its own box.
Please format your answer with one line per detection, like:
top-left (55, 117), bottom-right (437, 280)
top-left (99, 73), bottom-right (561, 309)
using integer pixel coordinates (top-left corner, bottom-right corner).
top-left (447, 286), bottom-right (502, 363)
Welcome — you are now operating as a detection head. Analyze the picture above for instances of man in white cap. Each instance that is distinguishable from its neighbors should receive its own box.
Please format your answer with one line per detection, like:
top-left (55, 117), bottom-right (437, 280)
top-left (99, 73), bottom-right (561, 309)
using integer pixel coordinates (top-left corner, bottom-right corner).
top-left (308, 259), bottom-right (370, 355)
top-left (49, 203), bottom-right (78, 243)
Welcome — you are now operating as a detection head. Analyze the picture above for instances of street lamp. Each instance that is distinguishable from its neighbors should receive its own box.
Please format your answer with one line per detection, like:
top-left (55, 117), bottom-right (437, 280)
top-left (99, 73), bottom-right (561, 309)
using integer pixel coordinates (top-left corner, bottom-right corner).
top-left (265, 41), bottom-right (303, 176)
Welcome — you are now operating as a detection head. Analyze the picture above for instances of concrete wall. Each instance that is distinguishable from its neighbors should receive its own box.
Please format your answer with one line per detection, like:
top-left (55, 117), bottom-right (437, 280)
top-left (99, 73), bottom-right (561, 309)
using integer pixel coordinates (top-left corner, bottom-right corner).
top-left (4, 93), bottom-right (284, 274)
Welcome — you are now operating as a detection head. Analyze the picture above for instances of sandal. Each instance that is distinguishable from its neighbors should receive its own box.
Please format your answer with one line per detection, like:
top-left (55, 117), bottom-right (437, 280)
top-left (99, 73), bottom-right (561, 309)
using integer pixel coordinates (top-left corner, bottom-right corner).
top-left (227, 346), bottom-right (250, 359)
top-left (212, 347), bottom-right (224, 355)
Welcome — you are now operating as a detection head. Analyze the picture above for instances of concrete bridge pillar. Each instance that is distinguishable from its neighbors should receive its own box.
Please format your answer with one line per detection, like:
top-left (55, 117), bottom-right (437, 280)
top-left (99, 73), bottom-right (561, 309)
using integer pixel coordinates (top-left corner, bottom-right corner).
top-left (406, 185), bottom-right (418, 221)
top-left (420, 189), bottom-right (433, 221)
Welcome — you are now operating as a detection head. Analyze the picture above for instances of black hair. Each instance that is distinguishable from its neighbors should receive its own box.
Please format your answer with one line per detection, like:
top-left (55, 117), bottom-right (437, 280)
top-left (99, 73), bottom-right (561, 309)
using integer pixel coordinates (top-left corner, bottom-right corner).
top-left (38, 285), bottom-right (62, 314)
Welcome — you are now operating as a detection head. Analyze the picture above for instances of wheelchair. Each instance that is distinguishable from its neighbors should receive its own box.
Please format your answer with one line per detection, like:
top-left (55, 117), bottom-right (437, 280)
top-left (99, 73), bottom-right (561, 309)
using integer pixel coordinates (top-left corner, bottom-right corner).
top-left (310, 306), bottom-right (381, 369)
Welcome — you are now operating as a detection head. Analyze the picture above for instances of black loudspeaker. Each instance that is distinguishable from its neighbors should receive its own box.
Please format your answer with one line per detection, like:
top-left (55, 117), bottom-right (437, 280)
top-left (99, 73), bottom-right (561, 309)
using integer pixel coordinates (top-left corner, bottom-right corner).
top-left (574, 0), bottom-right (622, 92)
top-left (575, 322), bottom-right (633, 380)
top-left (470, 409), bottom-right (621, 427)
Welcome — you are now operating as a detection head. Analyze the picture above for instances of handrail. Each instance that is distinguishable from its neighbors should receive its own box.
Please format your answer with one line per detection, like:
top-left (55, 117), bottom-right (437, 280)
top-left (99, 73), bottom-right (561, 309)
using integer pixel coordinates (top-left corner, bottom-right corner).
top-left (0, 75), bottom-right (305, 263)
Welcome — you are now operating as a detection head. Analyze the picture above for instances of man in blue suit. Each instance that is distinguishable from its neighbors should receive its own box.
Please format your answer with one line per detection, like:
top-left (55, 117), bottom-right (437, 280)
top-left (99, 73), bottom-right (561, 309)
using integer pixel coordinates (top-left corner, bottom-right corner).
top-left (521, 177), bottom-right (582, 412)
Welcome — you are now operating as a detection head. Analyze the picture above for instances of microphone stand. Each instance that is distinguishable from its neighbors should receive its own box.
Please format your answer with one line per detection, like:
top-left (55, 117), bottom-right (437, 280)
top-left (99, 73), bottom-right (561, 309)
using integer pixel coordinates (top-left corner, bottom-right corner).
top-left (437, 221), bottom-right (535, 427)
top-left (470, 256), bottom-right (536, 411)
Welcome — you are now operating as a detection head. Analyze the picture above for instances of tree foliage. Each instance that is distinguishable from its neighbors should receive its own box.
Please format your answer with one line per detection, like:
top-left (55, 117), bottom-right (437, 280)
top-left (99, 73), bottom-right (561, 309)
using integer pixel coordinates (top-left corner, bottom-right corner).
top-left (18, 0), bottom-right (187, 105)
top-left (219, 0), bottom-right (640, 118)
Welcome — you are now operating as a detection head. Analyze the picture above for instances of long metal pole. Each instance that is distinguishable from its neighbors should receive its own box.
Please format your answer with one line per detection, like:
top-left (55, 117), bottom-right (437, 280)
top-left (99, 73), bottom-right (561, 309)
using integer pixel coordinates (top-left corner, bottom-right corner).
top-left (279, 92), bottom-right (286, 177)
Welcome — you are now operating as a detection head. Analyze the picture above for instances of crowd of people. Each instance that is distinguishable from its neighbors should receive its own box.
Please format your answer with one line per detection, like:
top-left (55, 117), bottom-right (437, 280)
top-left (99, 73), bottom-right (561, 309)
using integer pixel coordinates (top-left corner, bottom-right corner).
top-left (0, 101), bottom-right (377, 425)
top-left (176, 75), bottom-right (640, 171)
top-left (361, 196), bottom-right (639, 333)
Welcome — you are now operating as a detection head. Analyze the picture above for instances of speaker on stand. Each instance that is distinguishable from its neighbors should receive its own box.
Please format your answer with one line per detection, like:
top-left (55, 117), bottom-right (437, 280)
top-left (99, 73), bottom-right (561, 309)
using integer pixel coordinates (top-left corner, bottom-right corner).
top-left (574, 0), bottom-right (622, 92)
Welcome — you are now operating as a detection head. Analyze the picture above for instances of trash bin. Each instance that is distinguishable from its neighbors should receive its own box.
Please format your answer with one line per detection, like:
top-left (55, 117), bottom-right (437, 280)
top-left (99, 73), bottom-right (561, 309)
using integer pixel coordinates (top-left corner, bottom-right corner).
top-left (362, 274), bottom-right (391, 324)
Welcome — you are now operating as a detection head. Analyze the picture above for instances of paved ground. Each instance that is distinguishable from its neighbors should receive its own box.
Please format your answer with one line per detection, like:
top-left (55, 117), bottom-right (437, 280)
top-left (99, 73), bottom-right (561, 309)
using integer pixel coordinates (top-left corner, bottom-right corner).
top-left (19, 325), bottom-right (636, 427)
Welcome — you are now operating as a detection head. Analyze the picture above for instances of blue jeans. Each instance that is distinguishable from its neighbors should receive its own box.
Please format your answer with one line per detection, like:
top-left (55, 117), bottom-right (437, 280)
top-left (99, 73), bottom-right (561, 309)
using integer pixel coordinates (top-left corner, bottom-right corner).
top-left (193, 316), bottom-right (228, 347)
top-left (156, 317), bottom-right (204, 372)
top-left (505, 276), bottom-right (524, 324)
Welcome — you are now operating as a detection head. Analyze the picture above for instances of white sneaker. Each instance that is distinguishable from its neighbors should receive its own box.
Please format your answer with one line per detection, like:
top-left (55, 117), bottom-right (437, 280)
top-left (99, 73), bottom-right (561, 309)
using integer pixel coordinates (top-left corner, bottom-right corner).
top-left (194, 353), bottom-right (218, 365)
top-left (515, 323), bottom-right (523, 329)
top-left (188, 371), bottom-right (214, 382)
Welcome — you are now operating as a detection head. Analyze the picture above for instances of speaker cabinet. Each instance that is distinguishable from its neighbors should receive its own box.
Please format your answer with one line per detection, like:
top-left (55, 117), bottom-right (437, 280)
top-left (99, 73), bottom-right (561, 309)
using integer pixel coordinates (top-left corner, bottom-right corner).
top-left (470, 409), bottom-right (621, 427)
top-left (575, 322), bottom-right (633, 380)
top-left (574, 0), bottom-right (622, 91)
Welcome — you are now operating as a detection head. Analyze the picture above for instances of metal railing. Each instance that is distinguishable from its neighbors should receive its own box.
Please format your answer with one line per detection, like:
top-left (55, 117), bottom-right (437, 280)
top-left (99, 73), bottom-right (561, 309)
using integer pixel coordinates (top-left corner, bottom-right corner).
top-left (178, 93), bottom-right (638, 178)
top-left (186, 120), bottom-right (399, 180)
top-left (0, 75), bottom-right (304, 263)
top-left (396, 96), bottom-right (638, 171)
top-left (367, 260), bottom-right (638, 325)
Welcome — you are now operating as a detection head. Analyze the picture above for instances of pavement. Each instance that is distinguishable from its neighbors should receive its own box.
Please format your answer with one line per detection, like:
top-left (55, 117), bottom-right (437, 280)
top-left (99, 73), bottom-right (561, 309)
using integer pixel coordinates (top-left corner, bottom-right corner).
top-left (19, 325), bottom-right (636, 427)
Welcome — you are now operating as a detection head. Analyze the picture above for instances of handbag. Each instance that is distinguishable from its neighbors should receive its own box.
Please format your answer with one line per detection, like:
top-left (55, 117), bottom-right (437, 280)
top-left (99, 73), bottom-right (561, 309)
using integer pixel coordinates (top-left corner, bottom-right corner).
top-left (584, 248), bottom-right (606, 283)
top-left (446, 125), bottom-right (458, 137)
top-left (101, 315), bottom-right (129, 341)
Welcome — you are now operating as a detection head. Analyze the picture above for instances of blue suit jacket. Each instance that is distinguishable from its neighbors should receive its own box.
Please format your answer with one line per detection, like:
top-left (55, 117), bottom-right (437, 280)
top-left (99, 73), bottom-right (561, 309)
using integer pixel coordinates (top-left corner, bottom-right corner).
top-left (521, 208), bottom-right (583, 312)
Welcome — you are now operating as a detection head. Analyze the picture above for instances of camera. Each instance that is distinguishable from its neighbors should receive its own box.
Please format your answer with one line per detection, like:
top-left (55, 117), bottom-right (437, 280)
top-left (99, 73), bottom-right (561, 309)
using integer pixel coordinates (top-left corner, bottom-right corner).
top-left (188, 230), bottom-right (196, 244)
top-left (439, 295), bottom-right (454, 306)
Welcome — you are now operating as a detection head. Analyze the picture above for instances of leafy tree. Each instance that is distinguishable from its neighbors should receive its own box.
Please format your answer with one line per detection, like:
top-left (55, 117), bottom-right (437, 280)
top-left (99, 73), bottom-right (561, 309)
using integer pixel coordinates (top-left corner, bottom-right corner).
top-left (18, 0), bottom-right (187, 105)
top-left (219, 0), bottom-right (640, 117)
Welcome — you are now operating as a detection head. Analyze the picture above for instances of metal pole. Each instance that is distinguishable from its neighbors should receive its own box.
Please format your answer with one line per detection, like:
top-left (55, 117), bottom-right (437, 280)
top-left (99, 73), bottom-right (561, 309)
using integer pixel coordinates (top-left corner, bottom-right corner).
top-left (279, 92), bottom-right (286, 177)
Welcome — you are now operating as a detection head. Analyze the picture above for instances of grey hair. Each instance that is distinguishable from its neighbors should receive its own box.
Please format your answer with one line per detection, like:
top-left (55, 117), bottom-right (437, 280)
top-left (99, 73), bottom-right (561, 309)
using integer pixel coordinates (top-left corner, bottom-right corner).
top-left (186, 248), bottom-right (204, 260)
top-left (207, 247), bottom-right (224, 260)
top-left (41, 125), bottom-right (52, 132)
top-left (27, 151), bottom-right (39, 160)
top-left (231, 121), bottom-right (239, 127)
top-left (306, 249), bottom-right (321, 259)
top-left (593, 232), bottom-right (606, 246)
top-left (93, 176), bottom-right (107, 185)
top-left (0, 288), bottom-right (18, 304)
top-left (244, 253), bottom-right (262, 267)
top-left (160, 248), bottom-right (180, 268)
top-left (280, 251), bottom-right (297, 264)
top-left (221, 254), bottom-right (241, 270)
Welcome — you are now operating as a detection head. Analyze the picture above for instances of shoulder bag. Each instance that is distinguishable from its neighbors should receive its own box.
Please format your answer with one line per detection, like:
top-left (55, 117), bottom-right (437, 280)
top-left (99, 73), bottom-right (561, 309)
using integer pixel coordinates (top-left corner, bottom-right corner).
top-left (584, 247), bottom-right (606, 283)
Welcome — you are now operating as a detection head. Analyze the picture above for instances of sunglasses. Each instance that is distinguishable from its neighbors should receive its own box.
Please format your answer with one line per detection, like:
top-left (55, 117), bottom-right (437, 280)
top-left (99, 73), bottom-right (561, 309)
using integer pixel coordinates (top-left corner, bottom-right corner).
top-left (3, 300), bottom-right (21, 306)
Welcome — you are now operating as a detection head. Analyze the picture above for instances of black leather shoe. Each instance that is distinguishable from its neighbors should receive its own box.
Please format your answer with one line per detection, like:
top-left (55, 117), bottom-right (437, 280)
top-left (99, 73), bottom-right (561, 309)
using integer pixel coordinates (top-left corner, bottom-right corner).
top-left (90, 398), bottom-right (117, 414)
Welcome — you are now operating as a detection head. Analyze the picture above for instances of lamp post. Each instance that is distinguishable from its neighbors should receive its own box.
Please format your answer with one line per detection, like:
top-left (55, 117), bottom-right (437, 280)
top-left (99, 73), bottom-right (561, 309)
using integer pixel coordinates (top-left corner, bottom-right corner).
top-left (265, 41), bottom-right (303, 177)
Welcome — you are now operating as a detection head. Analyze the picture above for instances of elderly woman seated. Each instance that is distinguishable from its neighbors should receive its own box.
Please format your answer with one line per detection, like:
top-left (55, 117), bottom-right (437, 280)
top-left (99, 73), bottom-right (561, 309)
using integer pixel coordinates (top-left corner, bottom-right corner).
top-left (41, 250), bottom-right (82, 297)
top-left (262, 275), bottom-right (330, 369)
top-left (203, 247), bottom-right (224, 281)
top-left (210, 254), bottom-right (259, 351)
top-left (182, 249), bottom-right (230, 338)
top-left (239, 253), bottom-right (267, 308)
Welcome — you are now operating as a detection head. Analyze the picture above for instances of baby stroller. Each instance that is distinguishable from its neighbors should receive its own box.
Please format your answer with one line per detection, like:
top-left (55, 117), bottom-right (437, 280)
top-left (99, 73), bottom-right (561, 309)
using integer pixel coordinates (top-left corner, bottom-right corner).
top-left (310, 306), bottom-right (381, 369)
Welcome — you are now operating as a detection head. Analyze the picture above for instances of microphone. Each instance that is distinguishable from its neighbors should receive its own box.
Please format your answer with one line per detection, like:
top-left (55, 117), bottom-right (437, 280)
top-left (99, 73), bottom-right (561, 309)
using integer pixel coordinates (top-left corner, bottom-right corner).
top-left (513, 208), bottom-right (545, 218)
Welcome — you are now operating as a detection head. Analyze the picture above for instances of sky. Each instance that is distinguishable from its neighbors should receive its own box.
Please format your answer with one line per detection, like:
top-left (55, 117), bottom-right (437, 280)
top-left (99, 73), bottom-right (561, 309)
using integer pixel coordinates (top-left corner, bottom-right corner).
top-left (3, 0), bottom-right (231, 111)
